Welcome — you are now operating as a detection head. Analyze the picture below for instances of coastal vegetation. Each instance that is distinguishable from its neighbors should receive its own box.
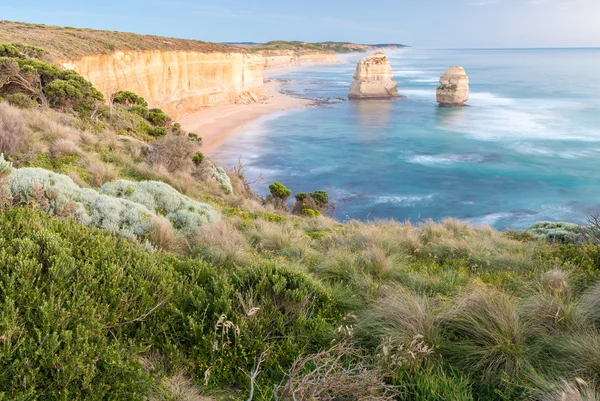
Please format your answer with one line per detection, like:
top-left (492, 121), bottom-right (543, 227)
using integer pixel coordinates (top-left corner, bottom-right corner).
top-left (248, 40), bottom-right (408, 54)
top-left (0, 33), bottom-right (599, 401)
top-left (0, 21), bottom-right (237, 60)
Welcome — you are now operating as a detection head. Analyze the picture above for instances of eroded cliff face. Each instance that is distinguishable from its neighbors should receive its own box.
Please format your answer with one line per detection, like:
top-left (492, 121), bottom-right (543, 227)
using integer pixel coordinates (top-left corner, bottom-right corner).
top-left (62, 49), bottom-right (338, 118)
top-left (259, 51), bottom-right (338, 69)
top-left (62, 50), bottom-right (267, 119)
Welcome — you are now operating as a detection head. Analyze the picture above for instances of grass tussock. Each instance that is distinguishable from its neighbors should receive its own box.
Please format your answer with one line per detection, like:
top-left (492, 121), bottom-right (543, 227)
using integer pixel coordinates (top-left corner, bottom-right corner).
top-left (0, 101), bottom-right (31, 155)
top-left (440, 286), bottom-right (529, 381)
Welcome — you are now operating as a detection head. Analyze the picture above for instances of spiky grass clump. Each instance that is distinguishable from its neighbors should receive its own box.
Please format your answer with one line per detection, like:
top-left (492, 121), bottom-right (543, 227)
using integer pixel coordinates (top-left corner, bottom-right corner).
top-left (440, 286), bottom-right (530, 382)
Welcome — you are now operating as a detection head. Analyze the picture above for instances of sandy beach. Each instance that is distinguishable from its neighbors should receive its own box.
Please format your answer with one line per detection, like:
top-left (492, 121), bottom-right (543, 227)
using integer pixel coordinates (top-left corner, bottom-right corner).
top-left (179, 79), bottom-right (311, 152)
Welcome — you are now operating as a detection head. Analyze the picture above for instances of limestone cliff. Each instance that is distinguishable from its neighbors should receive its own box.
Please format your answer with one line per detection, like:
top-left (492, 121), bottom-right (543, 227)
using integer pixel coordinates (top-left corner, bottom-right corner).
top-left (62, 50), bottom-right (267, 119)
top-left (1, 22), bottom-right (345, 119)
top-left (436, 67), bottom-right (469, 107)
top-left (259, 51), bottom-right (338, 69)
top-left (348, 52), bottom-right (399, 99)
top-left (62, 49), bottom-right (338, 119)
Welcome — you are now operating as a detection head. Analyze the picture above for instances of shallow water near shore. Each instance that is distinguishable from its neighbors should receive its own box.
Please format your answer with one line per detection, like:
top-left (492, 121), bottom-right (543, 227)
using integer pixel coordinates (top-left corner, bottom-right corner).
top-left (210, 48), bottom-right (600, 229)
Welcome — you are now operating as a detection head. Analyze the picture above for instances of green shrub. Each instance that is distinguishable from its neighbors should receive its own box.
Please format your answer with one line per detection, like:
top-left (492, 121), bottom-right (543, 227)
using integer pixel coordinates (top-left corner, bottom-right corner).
top-left (0, 42), bottom-right (46, 59)
top-left (147, 126), bottom-right (168, 137)
top-left (187, 132), bottom-right (202, 143)
top-left (269, 182), bottom-right (291, 199)
top-left (147, 108), bottom-right (170, 126)
top-left (295, 192), bottom-right (308, 202)
top-left (6, 92), bottom-right (37, 108)
top-left (0, 52), bottom-right (102, 112)
top-left (192, 151), bottom-right (204, 166)
top-left (527, 221), bottom-right (587, 245)
top-left (0, 207), bottom-right (166, 399)
top-left (0, 207), bottom-right (342, 399)
top-left (112, 90), bottom-right (148, 107)
top-left (311, 190), bottom-right (329, 206)
top-left (128, 104), bottom-right (149, 119)
top-left (302, 204), bottom-right (320, 217)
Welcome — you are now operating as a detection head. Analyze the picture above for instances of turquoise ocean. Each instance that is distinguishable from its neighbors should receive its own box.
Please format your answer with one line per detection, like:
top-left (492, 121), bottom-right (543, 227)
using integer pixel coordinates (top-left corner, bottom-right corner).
top-left (210, 49), bottom-right (600, 229)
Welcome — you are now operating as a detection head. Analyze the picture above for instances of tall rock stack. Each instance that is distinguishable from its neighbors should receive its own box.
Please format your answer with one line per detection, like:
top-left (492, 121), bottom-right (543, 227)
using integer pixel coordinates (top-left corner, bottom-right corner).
top-left (348, 52), bottom-right (399, 99)
top-left (436, 67), bottom-right (469, 107)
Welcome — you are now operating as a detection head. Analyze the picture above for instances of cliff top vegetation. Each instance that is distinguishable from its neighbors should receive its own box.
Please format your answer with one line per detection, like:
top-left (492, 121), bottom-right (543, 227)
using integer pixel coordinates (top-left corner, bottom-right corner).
top-left (0, 20), bottom-right (241, 60)
top-left (247, 40), bottom-right (409, 54)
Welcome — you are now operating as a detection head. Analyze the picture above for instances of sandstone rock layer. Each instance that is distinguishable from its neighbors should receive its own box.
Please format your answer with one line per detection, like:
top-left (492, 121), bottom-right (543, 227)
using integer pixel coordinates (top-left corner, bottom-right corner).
top-left (260, 51), bottom-right (338, 69)
top-left (348, 52), bottom-right (399, 99)
top-left (436, 66), bottom-right (469, 107)
top-left (63, 50), bottom-right (267, 119)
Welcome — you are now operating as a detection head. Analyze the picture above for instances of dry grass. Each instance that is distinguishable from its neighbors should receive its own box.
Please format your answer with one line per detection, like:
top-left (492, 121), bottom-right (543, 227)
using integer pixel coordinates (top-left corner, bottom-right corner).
top-left (274, 343), bottom-right (398, 401)
top-left (150, 372), bottom-right (215, 401)
top-left (247, 219), bottom-right (308, 254)
top-left (149, 218), bottom-right (182, 252)
top-left (146, 135), bottom-right (198, 174)
top-left (193, 219), bottom-right (250, 266)
top-left (0, 102), bottom-right (30, 155)
top-left (440, 285), bottom-right (529, 381)
top-left (0, 21), bottom-right (242, 60)
top-left (538, 379), bottom-right (600, 401)
top-left (50, 138), bottom-right (80, 158)
top-left (87, 160), bottom-right (117, 187)
top-left (581, 282), bottom-right (600, 329)
top-left (359, 285), bottom-right (439, 353)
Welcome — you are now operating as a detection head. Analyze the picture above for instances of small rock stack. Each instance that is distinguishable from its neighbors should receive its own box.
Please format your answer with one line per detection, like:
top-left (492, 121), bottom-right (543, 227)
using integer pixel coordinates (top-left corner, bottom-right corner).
top-left (436, 66), bottom-right (469, 107)
top-left (348, 52), bottom-right (399, 99)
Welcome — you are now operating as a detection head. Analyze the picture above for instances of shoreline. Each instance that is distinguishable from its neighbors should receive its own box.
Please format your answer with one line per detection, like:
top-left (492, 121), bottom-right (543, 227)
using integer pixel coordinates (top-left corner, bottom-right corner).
top-left (179, 77), bottom-right (312, 153)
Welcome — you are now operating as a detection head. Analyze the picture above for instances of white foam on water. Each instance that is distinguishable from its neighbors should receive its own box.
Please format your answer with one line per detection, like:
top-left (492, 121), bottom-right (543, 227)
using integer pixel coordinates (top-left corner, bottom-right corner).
top-left (510, 143), bottom-right (597, 159)
top-left (468, 92), bottom-right (515, 107)
top-left (438, 93), bottom-right (600, 143)
top-left (371, 194), bottom-right (435, 207)
top-left (469, 204), bottom-right (581, 228)
top-left (406, 153), bottom-right (486, 166)
top-left (469, 212), bottom-right (516, 227)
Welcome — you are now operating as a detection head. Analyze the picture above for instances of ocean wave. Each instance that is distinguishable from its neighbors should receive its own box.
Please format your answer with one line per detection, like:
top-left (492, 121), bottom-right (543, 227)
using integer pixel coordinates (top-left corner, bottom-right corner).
top-left (406, 153), bottom-right (490, 166)
top-left (510, 143), bottom-right (597, 159)
top-left (371, 194), bottom-right (435, 207)
top-left (469, 204), bottom-right (581, 229)
top-left (468, 92), bottom-right (515, 106)
top-left (469, 212), bottom-right (517, 227)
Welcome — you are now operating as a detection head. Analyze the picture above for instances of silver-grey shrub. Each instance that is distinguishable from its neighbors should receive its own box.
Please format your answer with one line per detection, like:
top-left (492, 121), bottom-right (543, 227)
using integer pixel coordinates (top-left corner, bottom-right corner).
top-left (5, 168), bottom-right (219, 240)
top-left (100, 179), bottom-right (220, 233)
top-left (6, 168), bottom-right (158, 240)
top-left (210, 164), bottom-right (233, 194)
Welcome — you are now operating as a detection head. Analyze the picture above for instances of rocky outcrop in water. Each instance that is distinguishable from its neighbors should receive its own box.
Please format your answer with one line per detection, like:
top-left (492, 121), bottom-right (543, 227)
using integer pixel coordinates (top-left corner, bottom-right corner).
top-left (348, 52), bottom-right (399, 99)
top-left (436, 66), bottom-right (469, 107)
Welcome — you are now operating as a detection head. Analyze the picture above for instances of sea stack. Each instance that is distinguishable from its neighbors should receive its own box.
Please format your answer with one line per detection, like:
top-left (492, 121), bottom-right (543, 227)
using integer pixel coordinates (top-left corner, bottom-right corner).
top-left (436, 67), bottom-right (469, 107)
top-left (348, 52), bottom-right (399, 99)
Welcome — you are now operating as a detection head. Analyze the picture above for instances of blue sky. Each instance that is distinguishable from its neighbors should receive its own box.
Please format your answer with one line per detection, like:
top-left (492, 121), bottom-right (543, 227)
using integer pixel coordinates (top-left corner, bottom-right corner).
top-left (1, 0), bottom-right (599, 48)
